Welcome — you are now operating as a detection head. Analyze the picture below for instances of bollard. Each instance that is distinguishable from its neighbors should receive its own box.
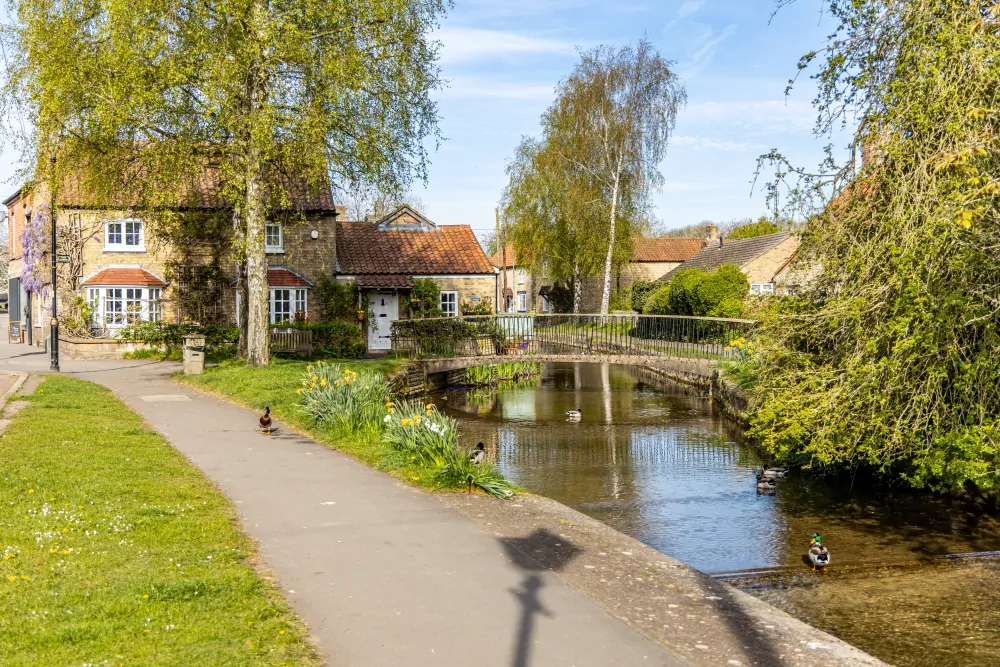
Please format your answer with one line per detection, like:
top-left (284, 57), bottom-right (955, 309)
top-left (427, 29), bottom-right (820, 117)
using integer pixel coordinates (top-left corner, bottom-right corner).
top-left (182, 334), bottom-right (207, 375)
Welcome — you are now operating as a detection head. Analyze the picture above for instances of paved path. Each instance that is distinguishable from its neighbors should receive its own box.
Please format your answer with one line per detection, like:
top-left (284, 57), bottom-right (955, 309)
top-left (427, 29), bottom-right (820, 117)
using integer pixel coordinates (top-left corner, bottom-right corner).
top-left (0, 335), bottom-right (686, 666)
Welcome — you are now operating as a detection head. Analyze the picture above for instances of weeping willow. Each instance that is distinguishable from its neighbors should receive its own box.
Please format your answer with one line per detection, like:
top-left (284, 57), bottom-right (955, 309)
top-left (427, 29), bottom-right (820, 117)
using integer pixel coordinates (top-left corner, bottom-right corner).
top-left (751, 1), bottom-right (1000, 493)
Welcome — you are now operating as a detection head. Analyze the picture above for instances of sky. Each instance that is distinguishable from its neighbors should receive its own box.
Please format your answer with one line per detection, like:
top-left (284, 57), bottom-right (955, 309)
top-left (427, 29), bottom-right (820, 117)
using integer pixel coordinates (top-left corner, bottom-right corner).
top-left (0, 0), bottom-right (844, 239)
top-left (419, 0), bottom-right (842, 239)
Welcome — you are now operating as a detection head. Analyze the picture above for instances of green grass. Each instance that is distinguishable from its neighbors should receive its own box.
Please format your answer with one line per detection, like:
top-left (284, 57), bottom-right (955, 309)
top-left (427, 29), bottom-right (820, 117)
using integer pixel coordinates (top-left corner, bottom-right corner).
top-left (0, 376), bottom-right (320, 666)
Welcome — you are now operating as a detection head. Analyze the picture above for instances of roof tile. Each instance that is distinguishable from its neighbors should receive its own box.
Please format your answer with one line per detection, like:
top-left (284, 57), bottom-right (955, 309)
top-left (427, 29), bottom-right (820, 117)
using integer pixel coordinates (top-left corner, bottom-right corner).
top-left (337, 223), bottom-right (494, 275)
top-left (82, 268), bottom-right (167, 287)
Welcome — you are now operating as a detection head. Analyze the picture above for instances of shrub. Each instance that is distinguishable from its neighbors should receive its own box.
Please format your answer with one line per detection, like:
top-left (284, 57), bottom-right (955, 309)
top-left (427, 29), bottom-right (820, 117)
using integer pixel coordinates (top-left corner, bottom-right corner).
top-left (298, 362), bottom-right (391, 433)
top-left (667, 268), bottom-right (707, 315)
top-left (462, 297), bottom-right (494, 315)
top-left (315, 277), bottom-right (359, 322)
top-left (382, 401), bottom-right (514, 498)
top-left (274, 321), bottom-right (365, 358)
top-left (630, 280), bottom-right (659, 313)
top-left (691, 265), bottom-right (749, 318)
top-left (409, 278), bottom-right (443, 318)
top-left (116, 321), bottom-right (239, 351)
top-left (641, 285), bottom-right (671, 315)
top-left (728, 217), bottom-right (780, 239)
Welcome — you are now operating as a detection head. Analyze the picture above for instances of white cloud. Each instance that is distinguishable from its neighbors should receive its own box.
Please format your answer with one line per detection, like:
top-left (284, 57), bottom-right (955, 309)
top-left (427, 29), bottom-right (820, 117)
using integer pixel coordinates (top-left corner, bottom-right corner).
top-left (672, 135), bottom-right (765, 151)
top-left (664, 0), bottom-right (704, 32)
top-left (681, 99), bottom-right (816, 134)
top-left (680, 24), bottom-right (737, 76)
top-left (435, 27), bottom-right (578, 63)
top-left (438, 76), bottom-right (557, 101)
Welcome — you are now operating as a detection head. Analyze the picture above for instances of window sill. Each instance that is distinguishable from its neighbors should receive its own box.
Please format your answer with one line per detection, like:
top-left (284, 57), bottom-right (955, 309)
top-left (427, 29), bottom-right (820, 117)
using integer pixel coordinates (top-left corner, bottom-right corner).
top-left (104, 246), bottom-right (146, 253)
top-left (265, 248), bottom-right (285, 255)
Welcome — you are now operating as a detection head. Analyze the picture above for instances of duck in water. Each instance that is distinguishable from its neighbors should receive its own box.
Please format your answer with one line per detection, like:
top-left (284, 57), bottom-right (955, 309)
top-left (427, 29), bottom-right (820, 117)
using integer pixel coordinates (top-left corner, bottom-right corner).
top-left (809, 533), bottom-right (831, 571)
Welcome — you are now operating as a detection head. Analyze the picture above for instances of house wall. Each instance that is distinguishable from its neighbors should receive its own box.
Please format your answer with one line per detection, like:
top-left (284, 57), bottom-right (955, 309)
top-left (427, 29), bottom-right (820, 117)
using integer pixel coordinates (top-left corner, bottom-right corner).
top-left (577, 261), bottom-right (682, 312)
top-left (429, 275), bottom-right (497, 313)
top-left (496, 266), bottom-right (537, 313)
top-left (741, 235), bottom-right (801, 285)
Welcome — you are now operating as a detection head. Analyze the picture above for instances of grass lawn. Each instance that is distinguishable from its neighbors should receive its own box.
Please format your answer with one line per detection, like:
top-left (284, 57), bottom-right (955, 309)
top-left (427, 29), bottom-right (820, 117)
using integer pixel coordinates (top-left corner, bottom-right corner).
top-left (175, 357), bottom-right (502, 492)
top-left (0, 376), bottom-right (320, 666)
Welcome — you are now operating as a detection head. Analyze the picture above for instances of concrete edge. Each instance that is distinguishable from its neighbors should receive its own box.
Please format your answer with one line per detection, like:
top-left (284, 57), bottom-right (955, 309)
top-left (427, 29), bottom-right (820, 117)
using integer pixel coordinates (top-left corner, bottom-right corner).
top-left (0, 371), bottom-right (28, 404)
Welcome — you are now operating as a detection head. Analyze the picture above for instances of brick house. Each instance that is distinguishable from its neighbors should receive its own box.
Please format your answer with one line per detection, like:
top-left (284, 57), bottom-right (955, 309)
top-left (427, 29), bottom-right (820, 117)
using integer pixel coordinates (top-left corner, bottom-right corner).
top-left (658, 231), bottom-right (801, 296)
top-left (5, 168), bottom-right (340, 348)
top-left (492, 236), bottom-right (705, 313)
top-left (334, 206), bottom-right (496, 351)
top-left (5, 171), bottom-right (493, 352)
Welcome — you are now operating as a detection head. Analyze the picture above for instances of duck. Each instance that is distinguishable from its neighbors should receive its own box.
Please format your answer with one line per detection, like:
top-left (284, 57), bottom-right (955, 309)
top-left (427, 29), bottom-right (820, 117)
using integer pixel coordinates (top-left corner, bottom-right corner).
top-left (469, 442), bottom-right (485, 466)
top-left (760, 467), bottom-right (789, 480)
top-left (756, 476), bottom-right (777, 492)
top-left (566, 408), bottom-right (583, 420)
top-left (809, 533), bottom-right (831, 570)
top-left (259, 406), bottom-right (272, 435)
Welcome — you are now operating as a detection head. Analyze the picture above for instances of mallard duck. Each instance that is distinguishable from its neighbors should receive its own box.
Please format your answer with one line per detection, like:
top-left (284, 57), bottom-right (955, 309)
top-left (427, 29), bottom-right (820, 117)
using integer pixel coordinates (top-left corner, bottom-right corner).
top-left (756, 476), bottom-right (777, 492)
top-left (760, 467), bottom-right (789, 480)
top-left (809, 534), bottom-right (830, 570)
top-left (259, 407), bottom-right (272, 435)
top-left (469, 442), bottom-right (485, 466)
top-left (566, 408), bottom-right (583, 420)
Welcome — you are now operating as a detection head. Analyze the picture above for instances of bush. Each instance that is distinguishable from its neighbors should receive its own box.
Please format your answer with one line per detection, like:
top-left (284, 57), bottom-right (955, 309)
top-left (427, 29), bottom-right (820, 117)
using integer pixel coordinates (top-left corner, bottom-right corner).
top-left (409, 278), bottom-right (443, 318)
top-left (315, 277), bottom-right (359, 322)
top-left (630, 280), bottom-right (659, 313)
top-left (382, 401), bottom-right (514, 498)
top-left (298, 362), bottom-right (391, 433)
top-left (274, 321), bottom-right (365, 358)
top-left (692, 265), bottom-right (749, 318)
top-left (667, 268), bottom-right (706, 315)
top-left (642, 285), bottom-right (672, 315)
top-left (117, 321), bottom-right (239, 351)
top-left (728, 217), bottom-right (780, 239)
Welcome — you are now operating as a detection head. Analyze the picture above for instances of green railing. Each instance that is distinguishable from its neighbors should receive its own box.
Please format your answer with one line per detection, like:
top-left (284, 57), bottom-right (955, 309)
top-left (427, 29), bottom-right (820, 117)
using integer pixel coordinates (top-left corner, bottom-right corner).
top-left (389, 314), bottom-right (756, 360)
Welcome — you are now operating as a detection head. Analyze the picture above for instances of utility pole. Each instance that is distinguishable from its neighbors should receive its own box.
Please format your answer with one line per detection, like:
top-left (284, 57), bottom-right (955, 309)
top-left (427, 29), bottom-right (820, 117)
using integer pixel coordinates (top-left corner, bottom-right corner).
top-left (49, 153), bottom-right (59, 372)
top-left (496, 207), bottom-right (506, 313)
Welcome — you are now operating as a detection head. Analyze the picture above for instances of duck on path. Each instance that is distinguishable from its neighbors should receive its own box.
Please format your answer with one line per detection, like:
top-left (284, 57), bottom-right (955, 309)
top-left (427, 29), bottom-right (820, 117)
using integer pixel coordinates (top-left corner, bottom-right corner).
top-left (259, 407), bottom-right (272, 435)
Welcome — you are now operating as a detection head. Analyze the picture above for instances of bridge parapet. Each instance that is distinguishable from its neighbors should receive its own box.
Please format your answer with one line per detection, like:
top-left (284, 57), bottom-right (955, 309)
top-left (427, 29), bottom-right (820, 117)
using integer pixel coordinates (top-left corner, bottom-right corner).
top-left (389, 313), bottom-right (756, 362)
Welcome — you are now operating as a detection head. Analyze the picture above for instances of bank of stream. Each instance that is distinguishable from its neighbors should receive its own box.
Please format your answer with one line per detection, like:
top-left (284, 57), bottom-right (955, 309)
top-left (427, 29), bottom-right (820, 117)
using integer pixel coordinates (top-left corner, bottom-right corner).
top-left (431, 362), bottom-right (1000, 667)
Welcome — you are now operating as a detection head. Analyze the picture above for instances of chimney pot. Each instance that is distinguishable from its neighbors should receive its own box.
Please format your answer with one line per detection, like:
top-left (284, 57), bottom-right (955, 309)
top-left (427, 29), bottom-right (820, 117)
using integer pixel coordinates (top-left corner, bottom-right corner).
top-left (706, 224), bottom-right (719, 242)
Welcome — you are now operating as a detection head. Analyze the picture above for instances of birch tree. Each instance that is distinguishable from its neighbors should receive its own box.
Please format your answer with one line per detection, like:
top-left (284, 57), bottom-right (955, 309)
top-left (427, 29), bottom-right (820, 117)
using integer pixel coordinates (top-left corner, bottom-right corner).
top-left (548, 39), bottom-right (685, 315)
top-left (4, 0), bottom-right (445, 365)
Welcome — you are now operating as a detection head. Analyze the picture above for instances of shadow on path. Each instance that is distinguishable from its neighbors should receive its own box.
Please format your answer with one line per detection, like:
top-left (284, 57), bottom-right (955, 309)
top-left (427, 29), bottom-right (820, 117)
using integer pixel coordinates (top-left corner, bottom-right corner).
top-left (499, 529), bottom-right (582, 667)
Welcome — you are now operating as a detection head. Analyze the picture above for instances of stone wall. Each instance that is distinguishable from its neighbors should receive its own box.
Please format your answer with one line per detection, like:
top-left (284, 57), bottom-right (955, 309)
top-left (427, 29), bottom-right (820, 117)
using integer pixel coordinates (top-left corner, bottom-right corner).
top-left (741, 234), bottom-right (800, 284)
top-left (430, 276), bottom-right (497, 314)
top-left (58, 337), bottom-right (160, 360)
top-left (578, 261), bottom-right (681, 312)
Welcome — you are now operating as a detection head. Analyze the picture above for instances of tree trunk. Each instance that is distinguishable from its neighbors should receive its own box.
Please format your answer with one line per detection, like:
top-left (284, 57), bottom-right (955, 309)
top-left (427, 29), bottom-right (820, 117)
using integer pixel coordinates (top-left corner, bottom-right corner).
top-left (232, 208), bottom-right (249, 358)
top-left (599, 177), bottom-right (620, 316)
top-left (573, 265), bottom-right (582, 314)
top-left (244, 161), bottom-right (270, 366)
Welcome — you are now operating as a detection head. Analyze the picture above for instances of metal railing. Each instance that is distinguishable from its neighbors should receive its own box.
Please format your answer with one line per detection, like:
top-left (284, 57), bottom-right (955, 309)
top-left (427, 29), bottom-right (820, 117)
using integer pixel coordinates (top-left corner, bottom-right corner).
top-left (390, 313), bottom-right (756, 360)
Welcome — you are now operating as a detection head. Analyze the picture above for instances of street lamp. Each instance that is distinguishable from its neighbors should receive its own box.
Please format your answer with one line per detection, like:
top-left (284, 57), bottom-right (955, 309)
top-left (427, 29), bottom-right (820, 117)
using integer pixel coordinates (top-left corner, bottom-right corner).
top-left (49, 153), bottom-right (59, 372)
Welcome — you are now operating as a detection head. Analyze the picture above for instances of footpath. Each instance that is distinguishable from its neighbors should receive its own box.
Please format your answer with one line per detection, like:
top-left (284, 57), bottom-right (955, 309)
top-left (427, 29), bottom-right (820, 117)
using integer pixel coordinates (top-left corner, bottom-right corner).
top-left (0, 334), bottom-right (884, 667)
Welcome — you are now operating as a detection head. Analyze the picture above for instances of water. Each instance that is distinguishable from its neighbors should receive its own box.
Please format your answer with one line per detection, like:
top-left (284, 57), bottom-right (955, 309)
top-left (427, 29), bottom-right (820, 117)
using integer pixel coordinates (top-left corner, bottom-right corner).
top-left (432, 362), bottom-right (1000, 666)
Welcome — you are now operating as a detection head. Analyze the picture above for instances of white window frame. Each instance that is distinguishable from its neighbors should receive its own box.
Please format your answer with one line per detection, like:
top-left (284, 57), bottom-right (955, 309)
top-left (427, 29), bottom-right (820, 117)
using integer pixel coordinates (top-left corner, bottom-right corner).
top-left (517, 268), bottom-right (526, 284)
top-left (517, 291), bottom-right (527, 312)
top-left (750, 282), bottom-right (775, 296)
top-left (268, 287), bottom-right (308, 324)
top-left (265, 222), bottom-right (284, 253)
top-left (86, 286), bottom-right (162, 329)
top-left (440, 291), bottom-right (458, 317)
top-left (104, 218), bottom-right (145, 252)
top-left (541, 295), bottom-right (550, 313)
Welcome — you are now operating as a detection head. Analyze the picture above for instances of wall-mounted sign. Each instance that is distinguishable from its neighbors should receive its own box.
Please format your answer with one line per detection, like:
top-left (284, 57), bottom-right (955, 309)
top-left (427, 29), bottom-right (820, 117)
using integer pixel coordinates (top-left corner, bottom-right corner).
top-left (470, 295), bottom-right (481, 303)
top-left (8, 320), bottom-right (22, 344)
top-left (56, 254), bottom-right (71, 263)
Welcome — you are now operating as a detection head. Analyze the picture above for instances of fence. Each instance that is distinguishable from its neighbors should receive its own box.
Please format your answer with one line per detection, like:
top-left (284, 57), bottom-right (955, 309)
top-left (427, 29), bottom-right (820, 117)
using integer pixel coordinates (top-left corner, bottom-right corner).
top-left (390, 313), bottom-right (757, 360)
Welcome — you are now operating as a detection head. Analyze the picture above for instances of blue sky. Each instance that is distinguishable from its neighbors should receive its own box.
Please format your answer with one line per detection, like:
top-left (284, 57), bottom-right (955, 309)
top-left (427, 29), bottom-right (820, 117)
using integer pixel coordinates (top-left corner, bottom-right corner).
top-left (0, 0), bottom-right (842, 237)
top-left (420, 0), bottom-right (841, 238)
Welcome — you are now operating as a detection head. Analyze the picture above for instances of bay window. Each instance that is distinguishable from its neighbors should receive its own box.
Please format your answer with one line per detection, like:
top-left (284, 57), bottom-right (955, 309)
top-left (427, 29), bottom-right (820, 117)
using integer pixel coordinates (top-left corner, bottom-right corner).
top-left (86, 286), bottom-right (162, 329)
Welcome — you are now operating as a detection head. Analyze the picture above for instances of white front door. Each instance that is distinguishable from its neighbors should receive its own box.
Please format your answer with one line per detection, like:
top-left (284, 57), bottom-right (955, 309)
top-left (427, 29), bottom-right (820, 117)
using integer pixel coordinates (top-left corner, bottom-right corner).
top-left (368, 291), bottom-right (398, 350)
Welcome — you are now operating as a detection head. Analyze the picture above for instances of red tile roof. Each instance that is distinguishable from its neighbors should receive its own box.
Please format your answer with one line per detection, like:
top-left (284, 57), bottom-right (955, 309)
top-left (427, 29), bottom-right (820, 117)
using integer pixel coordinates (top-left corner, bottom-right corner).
top-left (82, 268), bottom-right (167, 287)
top-left (356, 274), bottom-right (416, 289)
top-left (336, 222), bottom-right (494, 275)
top-left (630, 238), bottom-right (705, 262)
top-left (268, 268), bottom-right (313, 288)
top-left (491, 245), bottom-right (519, 269)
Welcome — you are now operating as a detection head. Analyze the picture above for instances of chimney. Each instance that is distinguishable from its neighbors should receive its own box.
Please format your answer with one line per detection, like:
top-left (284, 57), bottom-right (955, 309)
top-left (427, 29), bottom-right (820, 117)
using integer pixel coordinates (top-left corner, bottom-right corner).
top-left (706, 224), bottom-right (718, 242)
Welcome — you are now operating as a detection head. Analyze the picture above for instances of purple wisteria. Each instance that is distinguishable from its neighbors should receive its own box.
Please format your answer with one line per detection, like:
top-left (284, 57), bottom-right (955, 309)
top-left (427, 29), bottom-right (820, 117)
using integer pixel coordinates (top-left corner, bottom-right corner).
top-left (21, 203), bottom-right (48, 297)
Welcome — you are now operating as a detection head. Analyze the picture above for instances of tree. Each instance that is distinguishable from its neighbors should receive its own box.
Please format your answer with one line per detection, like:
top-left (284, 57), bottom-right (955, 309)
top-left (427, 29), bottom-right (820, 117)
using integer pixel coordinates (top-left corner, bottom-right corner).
top-left (728, 216), bottom-right (780, 239)
top-left (5, 0), bottom-right (446, 366)
top-left (752, 1), bottom-right (1000, 492)
top-left (344, 184), bottom-right (429, 221)
top-left (547, 38), bottom-right (686, 315)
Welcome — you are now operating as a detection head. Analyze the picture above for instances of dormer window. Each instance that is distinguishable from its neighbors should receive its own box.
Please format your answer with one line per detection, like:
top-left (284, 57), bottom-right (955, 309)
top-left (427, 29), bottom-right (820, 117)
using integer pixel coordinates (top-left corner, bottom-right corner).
top-left (265, 222), bottom-right (284, 253)
top-left (104, 219), bottom-right (145, 252)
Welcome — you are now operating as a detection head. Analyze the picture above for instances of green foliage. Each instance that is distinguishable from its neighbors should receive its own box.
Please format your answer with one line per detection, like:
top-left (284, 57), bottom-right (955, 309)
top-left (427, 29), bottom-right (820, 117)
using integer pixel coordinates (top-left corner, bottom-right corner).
top-left (275, 321), bottom-right (365, 359)
top-left (62, 296), bottom-right (96, 337)
top-left (408, 278), bottom-right (443, 318)
top-left (629, 280), bottom-right (659, 314)
top-left (728, 217), bottom-right (780, 239)
top-left (461, 297), bottom-right (494, 315)
top-left (382, 401), bottom-right (514, 498)
top-left (692, 265), bottom-right (749, 318)
top-left (721, 336), bottom-right (759, 391)
top-left (547, 283), bottom-right (574, 313)
top-left (749, 1), bottom-right (1000, 494)
top-left (608, 287), bottom-right (631, 311)
top-left (298, 362), bottom-right (390, 433)
top-left (643, 265), bottom-right (747, 318)
top-left (116, 321), bottom-right (238, 352)
top-left (465, 362), bottom-right (542, 386)
top-left (391, 317), bottom-right (480, 357)
top-left (315, 277), bottom-right (359, 323)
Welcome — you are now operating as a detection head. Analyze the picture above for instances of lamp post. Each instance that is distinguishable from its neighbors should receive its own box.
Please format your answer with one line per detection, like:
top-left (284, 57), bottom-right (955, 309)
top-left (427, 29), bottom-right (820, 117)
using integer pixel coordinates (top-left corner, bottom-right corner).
top-left (49, 153), bottom-right (59, 372)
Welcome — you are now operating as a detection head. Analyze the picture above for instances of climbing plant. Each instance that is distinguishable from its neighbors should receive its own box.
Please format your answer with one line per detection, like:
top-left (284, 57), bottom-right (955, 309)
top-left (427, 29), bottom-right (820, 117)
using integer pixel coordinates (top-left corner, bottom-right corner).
top-left (20, 203), bottom-right (47, 296)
